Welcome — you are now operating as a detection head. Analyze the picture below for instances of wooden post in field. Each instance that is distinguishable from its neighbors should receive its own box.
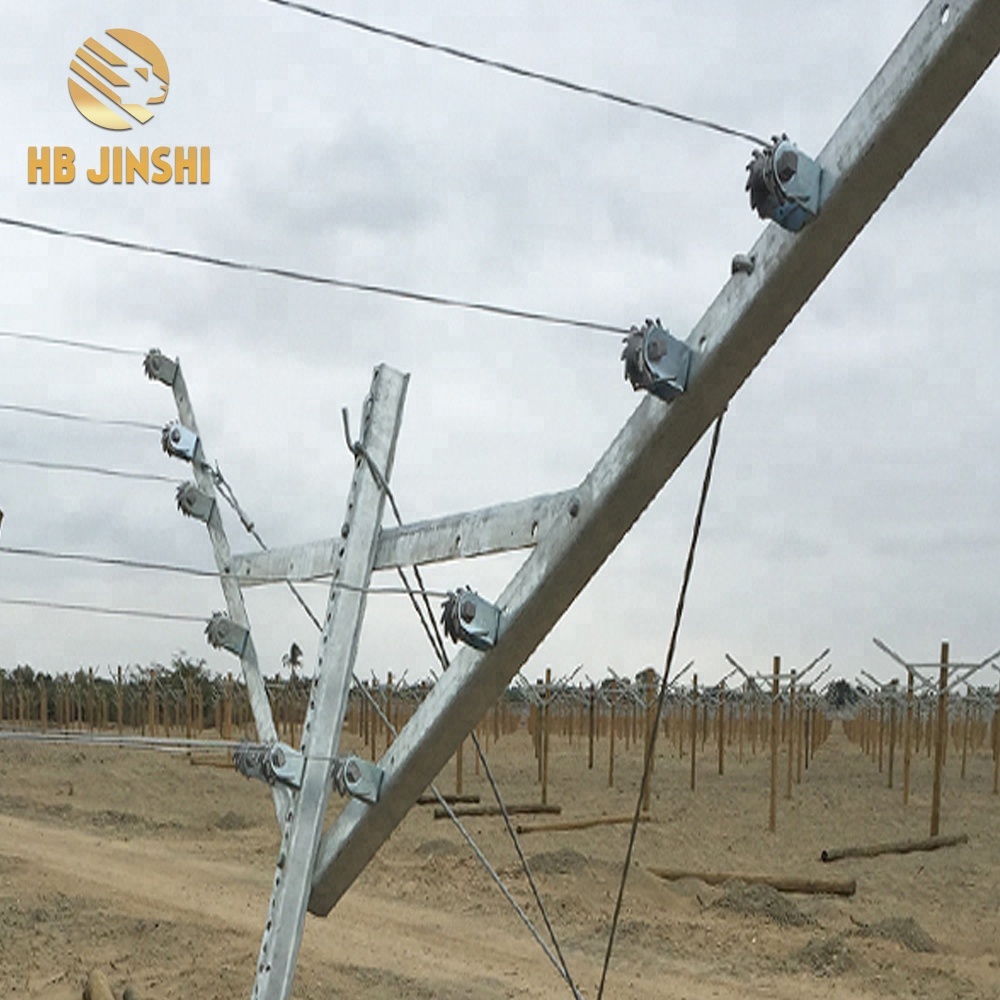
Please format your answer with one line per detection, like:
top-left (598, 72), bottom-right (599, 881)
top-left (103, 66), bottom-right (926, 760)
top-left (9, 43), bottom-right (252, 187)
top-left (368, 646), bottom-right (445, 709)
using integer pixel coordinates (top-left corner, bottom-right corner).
top-left (39, 675), bottom-right (47, 732)
top-left (738, 682), bottom-right (746, 764)
top-left (223, 671), bottom-right (233, 742)
top-left (930, 642), bottom-right (949, 837)
top-left (785, 670), bottom-right (795, 800)
top-left (960, 697), bottom-right (970, 780)
top-left (769, 657), bottom-right (779, 833)
top-left (795, 690), bottom-right (804, 785)
top-left (361, 681), bottom-right (369, 746)
top-left (992, 686), bottom-right (999, 795)
top-left (148, 668), bottom-right (157, 737)
top-left (903, 670), bottom-right (914, 805)
top-left (799, 692), bottom-right (816, 772)
top-left (541, 667), bottom-right (551, 806)
top-left (717, 680), bottom-right (725, 776)
top-left (385, 672), bottom-right (394, 749)
top-left (643, 671), bottom-right (655, 812)
top-left (608, 685), bottom-right (617, 788)
top-left (888, 681), bottom-right (898, 789)
top-left (690, 674), bottom-right (698, 792)
top-left (116, 666), bottom-right (123, 736)
top-left (941, 691), bottom-right (950, 768)
top-left (533, 683), bottom-right (543, 782)
top-left (588, 683), bottom-right (595, 770)
top-left (877, 697), bottom-right (885, 773)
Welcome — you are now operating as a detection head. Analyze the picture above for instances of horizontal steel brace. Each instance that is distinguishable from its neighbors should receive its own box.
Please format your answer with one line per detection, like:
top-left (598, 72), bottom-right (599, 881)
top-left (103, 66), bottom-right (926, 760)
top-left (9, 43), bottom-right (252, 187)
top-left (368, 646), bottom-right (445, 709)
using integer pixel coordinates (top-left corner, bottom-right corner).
top-left (307, 0), bottom-right (1000, 917)
top-left (227, 490), bottom-right (573, 584)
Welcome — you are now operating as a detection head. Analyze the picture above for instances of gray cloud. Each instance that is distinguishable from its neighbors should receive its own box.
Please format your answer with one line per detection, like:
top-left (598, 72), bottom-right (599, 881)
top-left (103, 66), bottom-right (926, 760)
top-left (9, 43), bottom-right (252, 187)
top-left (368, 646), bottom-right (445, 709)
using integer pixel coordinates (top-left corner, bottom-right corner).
top-left (1, 1), bottom-right (998, 686)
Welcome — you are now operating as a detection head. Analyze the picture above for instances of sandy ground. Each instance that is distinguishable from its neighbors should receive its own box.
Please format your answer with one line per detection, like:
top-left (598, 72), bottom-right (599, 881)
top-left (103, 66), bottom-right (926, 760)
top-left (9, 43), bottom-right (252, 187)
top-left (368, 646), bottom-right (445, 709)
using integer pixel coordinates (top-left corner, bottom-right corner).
top-left (0, 719), bottom-right (998, 999)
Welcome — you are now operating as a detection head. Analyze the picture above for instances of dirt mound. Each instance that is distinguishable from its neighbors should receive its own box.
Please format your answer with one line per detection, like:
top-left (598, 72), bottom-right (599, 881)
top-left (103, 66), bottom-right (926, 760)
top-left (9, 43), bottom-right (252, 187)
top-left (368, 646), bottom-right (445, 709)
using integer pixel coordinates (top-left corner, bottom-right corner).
top-left (415, 838), bottom-right (460, 857)
top-left (91, 809), bottom-right (145, 829)
top-left (854, 916), bottom-right (937, 953)
top-left (794, 934), bottom-right (856, 976)
top-left (712, 881), bottom-right (812, 927)
top-left (526, 847), bottom-right (589, 875)
top-left (213, 810), bottom-right (253, 831)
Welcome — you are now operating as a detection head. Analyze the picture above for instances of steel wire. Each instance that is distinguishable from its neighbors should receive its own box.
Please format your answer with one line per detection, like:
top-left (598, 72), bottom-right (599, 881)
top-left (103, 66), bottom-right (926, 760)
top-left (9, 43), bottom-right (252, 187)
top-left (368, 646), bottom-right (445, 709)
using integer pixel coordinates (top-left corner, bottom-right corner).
top-left (343, 426), bottom-right (583, 998)
top-left (596, 410), bottom-right (726, 999)
top-left (260, 0), bottom-right (768, 145)
top-left (0, 216), bottom-right (625, 336)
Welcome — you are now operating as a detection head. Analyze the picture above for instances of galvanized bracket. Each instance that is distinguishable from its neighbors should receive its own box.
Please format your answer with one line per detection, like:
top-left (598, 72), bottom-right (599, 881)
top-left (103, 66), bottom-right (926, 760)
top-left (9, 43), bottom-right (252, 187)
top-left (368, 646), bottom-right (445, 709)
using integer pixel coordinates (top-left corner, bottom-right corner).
top-left (746, 134), bottom-right (825, 232)
top-left (143, 348), bottom-right (178, 387)
top-left (441, 586), bottom-right (501, 651)
top-left (205, 612), bottom-right (250, 658)
top-left (176, 481), bottom-right (217, 523)
top-left (332, 756), bottom-right (384, 805)
top-left (161, 420), bottom-right (200, 462)
top-left (233, 744), bottom-right (384, 803)
top-left (621, 318), bottom-right (692, 402)
top-left (234, 742), bottom-right (307, 789)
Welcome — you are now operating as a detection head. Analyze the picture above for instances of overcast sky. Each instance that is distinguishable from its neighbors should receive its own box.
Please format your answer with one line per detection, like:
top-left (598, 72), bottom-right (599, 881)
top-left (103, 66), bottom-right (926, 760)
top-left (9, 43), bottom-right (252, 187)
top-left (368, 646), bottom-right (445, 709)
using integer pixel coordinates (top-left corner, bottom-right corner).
top-left (1, 1), bottom-right (997, 691)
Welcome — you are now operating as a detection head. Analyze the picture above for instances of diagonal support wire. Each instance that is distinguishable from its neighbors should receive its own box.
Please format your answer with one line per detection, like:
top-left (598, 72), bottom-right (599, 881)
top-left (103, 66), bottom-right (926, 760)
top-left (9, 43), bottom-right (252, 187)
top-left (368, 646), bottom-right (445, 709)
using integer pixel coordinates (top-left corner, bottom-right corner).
top-left (597, 411), bottom-right (725, 999)
top-left (341, 414), bottom-right (583, 998)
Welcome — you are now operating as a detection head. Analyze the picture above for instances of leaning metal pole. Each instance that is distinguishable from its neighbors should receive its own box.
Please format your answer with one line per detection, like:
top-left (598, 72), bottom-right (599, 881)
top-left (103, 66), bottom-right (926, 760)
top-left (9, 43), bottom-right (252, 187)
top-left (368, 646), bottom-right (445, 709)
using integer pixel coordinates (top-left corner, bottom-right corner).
top-left (154, 358), bottom-right (289, 824)
top-left (252, 365), bottom-right (409, 999)
top-left (310, 0), bottom-right (1000, 915)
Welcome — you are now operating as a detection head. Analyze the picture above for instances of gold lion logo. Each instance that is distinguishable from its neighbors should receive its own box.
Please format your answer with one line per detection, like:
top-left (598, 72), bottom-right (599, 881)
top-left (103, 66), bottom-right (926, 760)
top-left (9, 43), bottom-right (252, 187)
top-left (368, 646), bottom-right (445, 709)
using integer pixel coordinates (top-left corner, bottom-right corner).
top-left (68, 29), bottom-right (169, 131)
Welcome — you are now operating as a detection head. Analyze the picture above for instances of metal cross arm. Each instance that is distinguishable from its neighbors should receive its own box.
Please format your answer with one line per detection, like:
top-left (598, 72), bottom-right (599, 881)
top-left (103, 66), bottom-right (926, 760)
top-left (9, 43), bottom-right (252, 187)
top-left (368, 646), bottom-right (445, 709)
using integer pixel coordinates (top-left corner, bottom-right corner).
top-left (874, 637), bottom-right (1000, 693)
top-left (752, 647), bottom-right (830, 692)
top-left (308, 0), bottom-right (1000, 918)
top-left (724, 653), bottom-right (755, 686)
top-left (795, 648), bottom-right (831, 682)
top-left (669, 660), bottom-right (695, 689)
top-left (228, 490), bottom-right (573, 584)
top-left (802, 663), bottom-right (832, 691)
